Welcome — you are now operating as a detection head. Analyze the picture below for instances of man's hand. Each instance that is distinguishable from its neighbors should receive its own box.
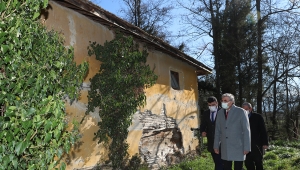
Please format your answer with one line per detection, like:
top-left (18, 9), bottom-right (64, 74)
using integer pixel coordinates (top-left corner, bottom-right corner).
top-left (244, 151), bottom-right (249, 155)
top-left (214, 149), bottom-right (219, 154)
top-left (263, 145), bottom-right (268, 150)
top-left (201, 132), bottom-right (207, 137)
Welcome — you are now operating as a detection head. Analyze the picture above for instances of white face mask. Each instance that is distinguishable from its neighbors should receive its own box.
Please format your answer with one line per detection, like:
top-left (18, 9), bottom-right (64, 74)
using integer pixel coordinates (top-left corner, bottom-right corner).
top-left (209, 106), bottom-right (217, 112)
top-left (245, 110), bottom-right (250, 114)
top-left (221, 102), bottom-right (229, 109)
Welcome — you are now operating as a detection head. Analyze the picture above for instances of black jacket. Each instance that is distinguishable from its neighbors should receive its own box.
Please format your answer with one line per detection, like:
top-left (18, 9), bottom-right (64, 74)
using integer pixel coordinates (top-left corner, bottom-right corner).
top-left (200, 108), bottom-right (220, 152)
top-left (248, 112), bottom-right (269, 157)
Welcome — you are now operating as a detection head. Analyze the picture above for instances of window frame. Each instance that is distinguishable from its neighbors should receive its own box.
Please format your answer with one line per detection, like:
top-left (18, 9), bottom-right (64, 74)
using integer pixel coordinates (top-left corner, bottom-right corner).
top-left (170, 70), bottom-right (180, 90)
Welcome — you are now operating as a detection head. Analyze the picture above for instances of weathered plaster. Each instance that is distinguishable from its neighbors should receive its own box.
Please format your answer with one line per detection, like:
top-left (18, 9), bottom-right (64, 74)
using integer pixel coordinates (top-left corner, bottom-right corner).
top-left (138, 109), bottom-right (181, 169)
top-left (44, 1), bottom-right (201, 169)
top-left (68, 14), bottom-right (76, 46)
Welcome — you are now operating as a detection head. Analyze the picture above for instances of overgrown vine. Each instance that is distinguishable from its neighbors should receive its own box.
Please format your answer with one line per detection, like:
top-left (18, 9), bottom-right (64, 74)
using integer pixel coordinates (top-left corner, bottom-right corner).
top-left (87, 33), bottom-right (157, 169)
top-left (0, 0), bottom-right (88, 169)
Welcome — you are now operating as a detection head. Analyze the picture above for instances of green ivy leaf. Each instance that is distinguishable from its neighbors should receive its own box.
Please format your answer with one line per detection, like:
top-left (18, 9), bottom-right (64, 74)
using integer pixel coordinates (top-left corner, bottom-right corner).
top-left (7, 106), bottom-right (17, 110)
top-left (0, 145), bottom-right (4, 153)
top-left (0, 2), bottom-right (5, 13)
top-left (48, 162), bottom-right (55, 170)
top-left (32, 12), bottom-right (40, 20)
top-left (1, 45), bottom-right (9, 54)
top-left (12, 0), bottom-right (18, 8)
top-left (41, 105), bottom-right (50, 115)
top-left (0, 32), bottom-right (6, 39)
top-left (28, 108), bottom-right (36, 114)
top-left (26, 130), bottom-right (34, 140)
top-left (15, 141), bottom-right (29, 156)
top-left (6, 132), bottom-right (13, 143)
top-left (64, 142), bottom-right (70, 152)
top-left (44, 121), bottom-right (52, 131)
top-left (2, 155), bottom-right (9, 167)
top-left (60, 162), bottom-right (66, 170)
top-left (44, 133), bottom-right (52, 143)
top-left (44, 0), bottom-right (49, 8)
top-left (56, 148), bottom-right (63, 158)
top-left (0, 37), bottom-right (5, 44)
top-left (9, 154), bottom-right (18, 169)
top-left (54, 129), bottom-right (61, 140)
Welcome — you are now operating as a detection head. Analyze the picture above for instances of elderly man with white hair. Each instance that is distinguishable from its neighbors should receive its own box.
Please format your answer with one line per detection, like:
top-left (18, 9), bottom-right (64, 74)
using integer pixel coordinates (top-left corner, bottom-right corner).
top-left (213, 93), bottom-right (251, 170)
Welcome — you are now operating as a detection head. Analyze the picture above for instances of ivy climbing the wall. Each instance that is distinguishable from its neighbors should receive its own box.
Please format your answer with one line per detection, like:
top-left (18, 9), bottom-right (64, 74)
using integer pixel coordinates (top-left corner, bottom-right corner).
top-left (87, 33), bottom-right (158, 169)
top-left (0, 0), bottom-right (88, 169)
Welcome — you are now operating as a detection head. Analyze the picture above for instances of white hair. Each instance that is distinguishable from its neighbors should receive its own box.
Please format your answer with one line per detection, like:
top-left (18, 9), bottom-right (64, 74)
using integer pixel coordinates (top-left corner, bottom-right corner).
top-left (242, 102), bottom-right (252, 108)
top-left (222, 93), bottom-right (235, 103)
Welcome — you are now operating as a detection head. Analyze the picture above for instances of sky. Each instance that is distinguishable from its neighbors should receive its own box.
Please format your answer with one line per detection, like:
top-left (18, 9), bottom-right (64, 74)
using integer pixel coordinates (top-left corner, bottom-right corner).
top-left (89, 0), bottom-right (214, 69)
top-left (91, 0), bottom-right (122, 14)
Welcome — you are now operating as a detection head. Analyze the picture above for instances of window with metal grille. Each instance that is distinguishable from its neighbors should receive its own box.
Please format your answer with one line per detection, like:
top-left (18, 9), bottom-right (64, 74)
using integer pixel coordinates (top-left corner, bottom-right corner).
top-left (170, 71), bottom-right (180, 90)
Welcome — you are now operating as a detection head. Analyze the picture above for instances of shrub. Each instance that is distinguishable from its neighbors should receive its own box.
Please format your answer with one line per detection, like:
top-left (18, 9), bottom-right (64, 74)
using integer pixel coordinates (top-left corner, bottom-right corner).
top-left (279, 153), bottom-right (293, 159)
top-left (272, 140), bottom-right (287, 146)
top-left (0, 0), bottom-right (88, 169)
top-left (264, 159), bottom-right (277, 167)
top-left (291, 156), bottom-right (300, 168)
top-left (264, 152), bottom-right (279, 160)
top-left (277, 160), bottom-right (292, 170)
top-left (126, 154), bottom-right (142, 170)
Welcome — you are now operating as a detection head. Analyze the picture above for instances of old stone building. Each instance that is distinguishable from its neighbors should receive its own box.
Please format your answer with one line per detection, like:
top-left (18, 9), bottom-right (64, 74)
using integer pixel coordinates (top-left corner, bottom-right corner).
top-left (43, 0), bottom-right (212, 169)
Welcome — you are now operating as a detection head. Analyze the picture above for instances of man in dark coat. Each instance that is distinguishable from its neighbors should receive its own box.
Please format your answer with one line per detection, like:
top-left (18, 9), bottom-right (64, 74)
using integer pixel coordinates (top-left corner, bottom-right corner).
top-left (242, 102), bottom-right (269, 170)
top-left (200, 96), bottom-right (223, 170)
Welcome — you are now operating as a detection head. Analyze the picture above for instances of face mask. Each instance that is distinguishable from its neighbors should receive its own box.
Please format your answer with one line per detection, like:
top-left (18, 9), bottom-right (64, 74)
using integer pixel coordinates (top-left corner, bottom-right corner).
top-left (221, 102), bottom-right (229, 109)
top-left (245, 110), bottom-right (250, 114)
top-left (209, 106), bottom-right (217, 112)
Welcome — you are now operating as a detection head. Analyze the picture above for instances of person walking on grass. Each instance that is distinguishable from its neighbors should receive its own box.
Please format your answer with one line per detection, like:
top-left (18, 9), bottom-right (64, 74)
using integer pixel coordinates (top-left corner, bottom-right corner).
top-left (242, 102), bottom-right (268, 170)
top-left (200, 96), bottom-right (223, 170)
top-left (213, 93), bottom-right (251, 170)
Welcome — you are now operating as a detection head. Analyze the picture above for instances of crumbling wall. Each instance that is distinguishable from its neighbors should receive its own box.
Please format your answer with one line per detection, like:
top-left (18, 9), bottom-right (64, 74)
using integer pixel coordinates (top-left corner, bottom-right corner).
top-left (138, 105), bottom-right (184, 169)
top-left (44, 1), bottom-right (200, 169)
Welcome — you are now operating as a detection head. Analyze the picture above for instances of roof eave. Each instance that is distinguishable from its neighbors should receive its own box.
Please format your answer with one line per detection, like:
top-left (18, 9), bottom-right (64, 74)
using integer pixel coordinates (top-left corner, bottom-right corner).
top-left (51, 0), bottom-right (212, 75)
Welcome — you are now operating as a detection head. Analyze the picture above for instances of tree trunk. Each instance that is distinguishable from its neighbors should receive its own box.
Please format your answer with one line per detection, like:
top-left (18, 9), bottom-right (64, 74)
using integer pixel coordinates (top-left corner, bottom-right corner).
top-left (210, 0), bottom-right (222, 100)
top-left (272, 70), bottom-right (278, 140)
top-left (256, 0), bottom-right (263, 114)
top-left (295, 106), bottom-right (299, 139)
top-left (285, 63), bottom-right (292, 140)
top-left (238, 54), bottom-right (243, 105)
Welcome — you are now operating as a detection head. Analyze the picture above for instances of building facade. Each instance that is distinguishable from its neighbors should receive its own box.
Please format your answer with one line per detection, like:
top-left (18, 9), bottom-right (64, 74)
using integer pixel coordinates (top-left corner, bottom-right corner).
top-left (43, 0), bottom-right (212, 169)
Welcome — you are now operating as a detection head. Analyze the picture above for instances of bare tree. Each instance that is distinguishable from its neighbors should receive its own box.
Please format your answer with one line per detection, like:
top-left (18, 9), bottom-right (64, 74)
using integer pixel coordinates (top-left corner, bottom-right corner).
top-left (177, 0), bottom-right (223, 99)
top-left (178, 0), bottom-right (258, 105)
top-left (120, 0), bottom-right (174, 41)
top-left (255, 0), bottom-right (300, 114)
top-left (261, 11), bottom-right (300, 139)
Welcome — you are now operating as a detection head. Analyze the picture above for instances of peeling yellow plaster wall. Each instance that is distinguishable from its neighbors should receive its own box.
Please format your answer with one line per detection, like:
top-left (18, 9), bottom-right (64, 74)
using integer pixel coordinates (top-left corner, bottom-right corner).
top-left (44, 1), bottom-right (200, 169)
top-left (142, 51), bottom-right (199, 152)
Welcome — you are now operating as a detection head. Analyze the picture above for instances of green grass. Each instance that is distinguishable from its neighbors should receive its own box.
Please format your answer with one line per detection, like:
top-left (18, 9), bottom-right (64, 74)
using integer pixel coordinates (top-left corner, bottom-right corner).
top-left (161, 138), bottom-right (214, 170)
top-left (263, 142), bottom-right (300, 170)
top-left (165, 150), bottom-right (214, 170)
top-left (157, 139), bottom-right (300, 170)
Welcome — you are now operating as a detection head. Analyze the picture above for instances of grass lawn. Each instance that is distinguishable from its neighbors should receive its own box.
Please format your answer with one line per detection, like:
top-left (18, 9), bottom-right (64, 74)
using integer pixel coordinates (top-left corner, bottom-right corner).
top-left (163, 139), bottom-right (300, 170)
top-left (165, 150), bottom-right (214, 170)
